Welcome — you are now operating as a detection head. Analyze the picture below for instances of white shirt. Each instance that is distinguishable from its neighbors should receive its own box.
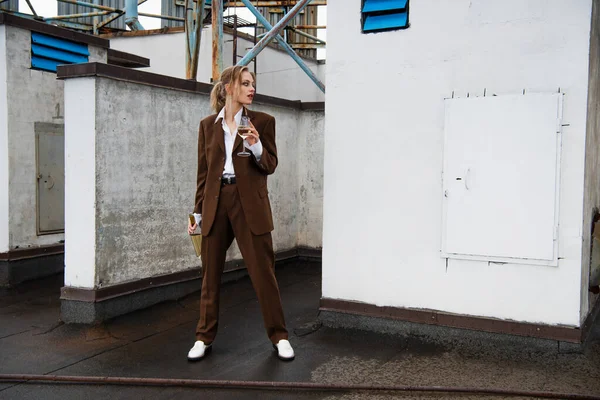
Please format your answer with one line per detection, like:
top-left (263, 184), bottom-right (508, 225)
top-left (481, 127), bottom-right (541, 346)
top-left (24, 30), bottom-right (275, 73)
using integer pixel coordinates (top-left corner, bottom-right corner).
top-left (215, 107), bottom-right (263, 177)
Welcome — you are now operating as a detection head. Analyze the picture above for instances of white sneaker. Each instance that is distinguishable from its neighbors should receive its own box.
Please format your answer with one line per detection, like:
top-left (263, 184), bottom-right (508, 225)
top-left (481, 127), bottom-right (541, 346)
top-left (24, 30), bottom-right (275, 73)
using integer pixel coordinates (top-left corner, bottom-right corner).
top-left (187, 340), bottom-right (211, 361)
top-left (274, 339), bottom-right (295, 361)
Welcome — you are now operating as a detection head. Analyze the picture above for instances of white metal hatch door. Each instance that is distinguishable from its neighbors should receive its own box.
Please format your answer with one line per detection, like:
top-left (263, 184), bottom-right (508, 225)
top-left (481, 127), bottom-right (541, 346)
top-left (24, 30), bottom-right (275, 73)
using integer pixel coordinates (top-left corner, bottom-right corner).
top-left (441, 93), bottom-right (562, 265)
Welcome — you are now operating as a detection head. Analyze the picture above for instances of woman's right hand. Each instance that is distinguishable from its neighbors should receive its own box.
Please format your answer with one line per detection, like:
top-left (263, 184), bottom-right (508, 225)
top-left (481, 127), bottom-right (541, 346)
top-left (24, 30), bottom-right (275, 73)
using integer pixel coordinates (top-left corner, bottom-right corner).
top-left (188, 221), bottom-right (198, 235)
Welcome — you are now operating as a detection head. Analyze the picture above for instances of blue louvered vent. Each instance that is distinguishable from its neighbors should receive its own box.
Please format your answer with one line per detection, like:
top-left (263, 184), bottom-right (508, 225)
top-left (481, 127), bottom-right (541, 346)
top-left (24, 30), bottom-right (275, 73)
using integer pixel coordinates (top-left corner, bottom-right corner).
top-left (362, 0), bottom-right (409, 33)
top-left (31, 32), bottom-right (89, 73)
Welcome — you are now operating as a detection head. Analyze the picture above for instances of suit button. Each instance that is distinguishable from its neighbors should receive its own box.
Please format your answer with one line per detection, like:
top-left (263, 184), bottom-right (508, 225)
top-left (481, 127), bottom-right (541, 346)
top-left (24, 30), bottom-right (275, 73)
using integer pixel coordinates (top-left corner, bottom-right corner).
top-left (218, 177), bottom-right (221, 181)
top-left (215, 196), bottom-right (219, 199)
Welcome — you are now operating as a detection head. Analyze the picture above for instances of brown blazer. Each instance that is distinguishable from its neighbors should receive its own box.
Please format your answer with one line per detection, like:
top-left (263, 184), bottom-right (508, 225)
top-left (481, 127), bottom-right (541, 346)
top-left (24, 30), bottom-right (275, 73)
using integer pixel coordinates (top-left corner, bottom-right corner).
top-left (194, 108), bottom-right (278, 236)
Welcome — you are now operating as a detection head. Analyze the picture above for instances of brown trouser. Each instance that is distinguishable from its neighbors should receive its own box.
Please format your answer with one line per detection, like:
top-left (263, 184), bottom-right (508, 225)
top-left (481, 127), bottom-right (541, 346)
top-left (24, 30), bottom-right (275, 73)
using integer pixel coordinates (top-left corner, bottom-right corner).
top-left (195, 183), bottom-right (288, 345)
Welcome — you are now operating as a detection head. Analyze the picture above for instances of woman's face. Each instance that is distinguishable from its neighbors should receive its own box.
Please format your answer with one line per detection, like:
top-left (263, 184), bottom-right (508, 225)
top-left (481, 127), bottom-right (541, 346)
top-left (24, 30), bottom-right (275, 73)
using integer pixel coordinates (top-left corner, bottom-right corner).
top-left (232, 71), bottom-right (255, 106)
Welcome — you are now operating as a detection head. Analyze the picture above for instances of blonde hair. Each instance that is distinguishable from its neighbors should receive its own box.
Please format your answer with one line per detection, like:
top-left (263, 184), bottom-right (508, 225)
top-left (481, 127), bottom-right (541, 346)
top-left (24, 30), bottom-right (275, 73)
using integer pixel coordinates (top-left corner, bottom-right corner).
top-left (210, 66), bottom-right (256, 113)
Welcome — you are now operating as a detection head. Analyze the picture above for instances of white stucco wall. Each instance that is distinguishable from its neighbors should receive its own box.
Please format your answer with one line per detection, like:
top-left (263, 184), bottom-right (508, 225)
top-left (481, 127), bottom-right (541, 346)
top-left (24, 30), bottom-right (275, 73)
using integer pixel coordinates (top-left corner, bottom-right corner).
top-left (0, 25), bottom-right (9, 253)
top-left (323, 0), bottom-right (593, 327)
top-left (64, 78), bottom-right (96, 288)
top-left (63, 74), bottom-right (321, 288)
top-left (107, 28), bottom-right (325, 102)
top-left (4, 24), bottom-right (107, 251)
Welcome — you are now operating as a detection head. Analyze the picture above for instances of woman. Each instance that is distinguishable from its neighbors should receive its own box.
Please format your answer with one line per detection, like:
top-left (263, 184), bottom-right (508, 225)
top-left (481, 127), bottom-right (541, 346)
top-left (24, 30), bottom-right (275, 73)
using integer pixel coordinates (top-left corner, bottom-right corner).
top-left (187, 65), bottom-right (294, 361)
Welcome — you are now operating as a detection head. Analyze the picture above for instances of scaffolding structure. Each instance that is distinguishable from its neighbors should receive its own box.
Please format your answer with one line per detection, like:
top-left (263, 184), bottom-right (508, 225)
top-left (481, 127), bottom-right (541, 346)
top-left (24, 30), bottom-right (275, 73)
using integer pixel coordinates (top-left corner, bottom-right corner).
top-left (0, 0), bottom-right (325, 92)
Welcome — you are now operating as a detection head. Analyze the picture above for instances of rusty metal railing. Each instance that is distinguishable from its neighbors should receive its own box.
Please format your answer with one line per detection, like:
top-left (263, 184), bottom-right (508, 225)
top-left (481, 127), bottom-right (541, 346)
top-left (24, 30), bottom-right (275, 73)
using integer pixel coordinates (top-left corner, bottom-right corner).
top-left (1, 0), bottom-right (326, 91)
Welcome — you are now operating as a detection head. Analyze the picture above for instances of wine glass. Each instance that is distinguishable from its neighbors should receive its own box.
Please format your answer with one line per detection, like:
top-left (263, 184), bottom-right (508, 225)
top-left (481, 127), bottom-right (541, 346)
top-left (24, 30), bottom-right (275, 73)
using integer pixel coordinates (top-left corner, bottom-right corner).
top-left (237, 116), bottom-right (251, 157)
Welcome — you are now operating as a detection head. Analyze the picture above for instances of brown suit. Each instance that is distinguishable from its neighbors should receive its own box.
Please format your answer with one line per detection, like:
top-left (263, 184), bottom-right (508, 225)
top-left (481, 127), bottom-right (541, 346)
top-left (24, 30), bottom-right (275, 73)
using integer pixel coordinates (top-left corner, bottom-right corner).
top-left (194, 109), bottom-right (277, 235)
top-left (193, 108), bottom-right (288, 345)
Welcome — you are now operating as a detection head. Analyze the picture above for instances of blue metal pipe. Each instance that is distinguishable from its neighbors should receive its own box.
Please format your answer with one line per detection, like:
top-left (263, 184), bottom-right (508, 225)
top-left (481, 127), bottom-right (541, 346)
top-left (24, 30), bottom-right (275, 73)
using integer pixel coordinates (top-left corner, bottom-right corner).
top-left (238, 0), bottom-right (324, 93)
top-left (125, 0), bottom-right (144, 30)
top-left (185, 0), bottom-right (205, 80)
top-left (192, 0), bottom-right (206, 77)
top-left (185, 0), bottom-right (194, 73)
top-left (212, 0), bottom-right (223, 81)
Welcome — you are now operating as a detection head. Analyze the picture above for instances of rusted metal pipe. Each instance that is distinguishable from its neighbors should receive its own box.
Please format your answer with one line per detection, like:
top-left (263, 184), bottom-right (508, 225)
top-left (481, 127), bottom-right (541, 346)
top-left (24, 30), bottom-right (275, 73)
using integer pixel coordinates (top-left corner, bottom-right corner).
top-left (45, 11), bottom-right (114, 21)
top-left (211, 0), bottom-right (223, 82)
top-left (56, 0), bottom-right (118, 12)
top-left (47, 20), bottom-right (93, 30)
top-left (0, 374), bottom-right (598, 399)
top-left (238, 0), bottom-right (325, 93)
top-left (96, 10), bottom-right (124, 29)
top-left (287, 26), bottom-right (325, 44)
top-left (191, 0), bottom-right (204, 78)
top-left (185, 0), bottom-right (193, 78)
top-left (92, 0), bottom-right (99, 35)
top-left (96, 0), bottom-right (147, 30)
top-left (232, 14), bottom-right (238, 66)
top-left (253, 22), bottom-right (257, 77)
top-left (237, 0), bottom-right (311, 66)
top-left (294, 24), bottom-right (325, 29)
top-left (138, 12), bottom-right (184, 22)
top-left (185, 0), bottom-right (204, 80)
top-left (24, 0), bottom-right (37, 16)
top-left (224, 1), bottom-right (325, 6)
top-left (288, 43), bottom-right (323, 49)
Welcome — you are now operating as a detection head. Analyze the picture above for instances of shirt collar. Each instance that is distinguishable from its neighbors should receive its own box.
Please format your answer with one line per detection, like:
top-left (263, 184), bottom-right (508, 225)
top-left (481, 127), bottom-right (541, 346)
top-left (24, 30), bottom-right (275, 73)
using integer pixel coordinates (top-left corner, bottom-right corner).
top-left (215, 107), bottom-right (244, 125)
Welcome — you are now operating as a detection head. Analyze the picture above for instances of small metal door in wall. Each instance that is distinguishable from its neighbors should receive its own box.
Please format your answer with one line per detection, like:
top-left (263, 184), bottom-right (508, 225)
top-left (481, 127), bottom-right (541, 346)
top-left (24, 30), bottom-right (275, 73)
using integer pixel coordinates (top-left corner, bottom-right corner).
top-left (35, 122), bottom-right (65, 235)
top-left (441, 93), bottom-right (563, 266)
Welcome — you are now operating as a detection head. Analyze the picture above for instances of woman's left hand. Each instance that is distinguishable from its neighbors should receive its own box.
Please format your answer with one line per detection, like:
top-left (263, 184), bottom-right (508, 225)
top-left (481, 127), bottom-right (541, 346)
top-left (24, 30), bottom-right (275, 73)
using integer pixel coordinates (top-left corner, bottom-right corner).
top-left (245, 121), bottom-right (260, 146)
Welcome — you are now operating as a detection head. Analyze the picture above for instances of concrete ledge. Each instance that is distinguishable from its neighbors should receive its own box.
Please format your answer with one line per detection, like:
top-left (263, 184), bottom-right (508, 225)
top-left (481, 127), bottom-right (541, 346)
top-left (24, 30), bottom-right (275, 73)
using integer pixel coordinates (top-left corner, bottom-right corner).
top-left (56, 62), bottom-right (325, 111)
top-left (60, 247), bottom-right (322, 324)
top-left (317, 310), bottom-right (582, 354)
top-left (61, 277), bottom-right (201, 324)
top-left (0, 245), bottom-right (64, 288)
top-left (319, 298), bottom-right (597, 348)
top-left (61, 267), bottom-right (202, 303)
top-left (107, 49), bottom-right (150, 69)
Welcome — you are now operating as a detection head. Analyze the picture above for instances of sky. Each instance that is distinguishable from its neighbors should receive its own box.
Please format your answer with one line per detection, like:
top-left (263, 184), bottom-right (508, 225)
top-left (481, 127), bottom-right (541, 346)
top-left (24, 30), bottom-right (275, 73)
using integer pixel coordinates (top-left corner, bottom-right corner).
top-left (17, 1), bottom-right (326, 58)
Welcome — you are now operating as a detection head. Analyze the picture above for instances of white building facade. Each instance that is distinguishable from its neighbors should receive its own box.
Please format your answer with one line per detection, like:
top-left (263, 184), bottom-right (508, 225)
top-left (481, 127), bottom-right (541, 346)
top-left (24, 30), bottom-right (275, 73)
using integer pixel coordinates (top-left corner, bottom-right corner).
top-left (322, 0), bottom-right (600, 342)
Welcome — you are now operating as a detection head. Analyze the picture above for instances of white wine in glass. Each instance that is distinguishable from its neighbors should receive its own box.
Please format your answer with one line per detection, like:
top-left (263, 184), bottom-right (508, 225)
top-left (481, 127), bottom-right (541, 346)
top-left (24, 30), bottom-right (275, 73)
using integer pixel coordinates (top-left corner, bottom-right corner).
top-left (237, 116), bottom-right (251, 157)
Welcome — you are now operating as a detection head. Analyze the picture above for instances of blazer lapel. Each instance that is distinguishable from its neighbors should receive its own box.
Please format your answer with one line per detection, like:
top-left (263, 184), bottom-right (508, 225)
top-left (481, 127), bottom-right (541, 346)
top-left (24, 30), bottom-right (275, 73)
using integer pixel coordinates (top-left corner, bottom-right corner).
top-left (213, 116), bottom-right (225, 154)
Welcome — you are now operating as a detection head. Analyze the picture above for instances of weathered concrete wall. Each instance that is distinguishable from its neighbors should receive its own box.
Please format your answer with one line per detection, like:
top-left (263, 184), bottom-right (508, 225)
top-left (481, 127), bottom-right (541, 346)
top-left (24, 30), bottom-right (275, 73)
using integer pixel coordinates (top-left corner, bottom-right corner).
top-left (0, 25), bottom-right (8, 253)
top-left (583, 0), bottom-right (600, 321)
top-left (107, 28), bottom-right (325, 102)
top-left (297, 110), bottom-right (324, 249)
top-left (4, 25), bottom-right (106, 251)
top-left (324, 0), bottom-right (592, 327)
top-left (64, 75), bottom-right (320, 288)
top-left (93, 78), bottom-right (206, 285)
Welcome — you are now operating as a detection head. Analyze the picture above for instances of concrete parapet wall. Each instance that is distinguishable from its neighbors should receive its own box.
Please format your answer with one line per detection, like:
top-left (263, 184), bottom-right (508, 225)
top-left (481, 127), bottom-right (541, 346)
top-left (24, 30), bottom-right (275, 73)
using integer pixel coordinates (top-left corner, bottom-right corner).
top-left (0, 15), bottom-right (110, 286)
top-left (0, 24), bottom-right (8, 254)
top-left (1, 22), bottom-right (107, 252)
top-left (61, 65), bottom-right (324, 295)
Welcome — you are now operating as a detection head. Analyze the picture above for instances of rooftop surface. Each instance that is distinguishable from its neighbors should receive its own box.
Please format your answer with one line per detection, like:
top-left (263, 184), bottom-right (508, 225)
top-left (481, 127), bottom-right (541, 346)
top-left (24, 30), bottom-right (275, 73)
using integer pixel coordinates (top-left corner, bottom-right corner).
top-left (1, 261), bottom-right (600, 399)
